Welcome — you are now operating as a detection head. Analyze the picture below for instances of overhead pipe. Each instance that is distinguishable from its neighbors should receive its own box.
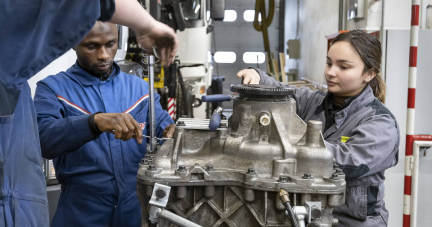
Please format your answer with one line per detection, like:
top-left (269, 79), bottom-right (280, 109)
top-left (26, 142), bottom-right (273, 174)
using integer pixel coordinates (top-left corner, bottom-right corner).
top-left (403, 1), bottom-right (421, 226)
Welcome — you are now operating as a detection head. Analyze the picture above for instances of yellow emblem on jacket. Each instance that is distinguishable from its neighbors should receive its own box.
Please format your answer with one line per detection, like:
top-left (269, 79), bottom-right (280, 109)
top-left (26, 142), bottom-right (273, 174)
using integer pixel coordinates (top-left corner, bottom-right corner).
top-left (341, 136), bottom-right (350, 143)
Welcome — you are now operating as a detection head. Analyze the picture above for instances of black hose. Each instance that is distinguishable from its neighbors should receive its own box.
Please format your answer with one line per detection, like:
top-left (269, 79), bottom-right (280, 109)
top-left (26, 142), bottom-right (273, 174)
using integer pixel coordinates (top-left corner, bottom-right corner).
top-left (284, 202), bottom-right (300, 227)
top-left (177, 69), bottom-right (194, 118)
top-left (253, 0), bottom-right (275, 74)
top-left (175, 60), bottom-right (188, 117)
top-left (253, 0), bottom-right (275, 54)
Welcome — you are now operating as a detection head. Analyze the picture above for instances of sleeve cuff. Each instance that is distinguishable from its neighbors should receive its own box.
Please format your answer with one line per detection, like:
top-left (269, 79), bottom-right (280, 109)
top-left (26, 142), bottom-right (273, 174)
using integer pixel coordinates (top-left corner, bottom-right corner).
top-left (88, 112), bottom-right (103, 138)
top-left (72, 115), bottom-right (99, 145)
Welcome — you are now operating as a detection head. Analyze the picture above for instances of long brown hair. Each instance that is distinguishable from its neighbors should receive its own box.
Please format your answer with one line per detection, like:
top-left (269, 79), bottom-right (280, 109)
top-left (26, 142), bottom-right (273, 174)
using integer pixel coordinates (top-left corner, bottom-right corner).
top-left (331, 30), bottom-right (386, 103)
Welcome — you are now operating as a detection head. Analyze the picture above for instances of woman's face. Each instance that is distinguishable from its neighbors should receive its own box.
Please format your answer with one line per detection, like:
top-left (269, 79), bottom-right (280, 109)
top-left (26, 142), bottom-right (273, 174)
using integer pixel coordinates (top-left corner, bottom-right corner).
top-left (325, 41), bottom-right (374, 97)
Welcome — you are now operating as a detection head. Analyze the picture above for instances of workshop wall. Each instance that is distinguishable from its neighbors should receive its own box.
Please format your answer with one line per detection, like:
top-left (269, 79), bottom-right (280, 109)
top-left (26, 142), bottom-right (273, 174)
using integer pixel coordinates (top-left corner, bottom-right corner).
top-left (28, 50), bottom-right (76, 97)
top-left (381, 4), bottom-right (432, 226)
top-left (383, 29), bottom-right (432, 227)
top-left (296, 0), bottom-right (339, 84)
top-left (283, 0), bottom-right (299, 73)
top-left (294, 0), bottom-right (425, 84)
top-left (383, 0), bottom-right (412, 28)
top-left (342, 0), bottom-right (414, 31)
top-left (211, 0), bottom-right (281, 109)
top-left (344, 0), bottom-right (383, 31)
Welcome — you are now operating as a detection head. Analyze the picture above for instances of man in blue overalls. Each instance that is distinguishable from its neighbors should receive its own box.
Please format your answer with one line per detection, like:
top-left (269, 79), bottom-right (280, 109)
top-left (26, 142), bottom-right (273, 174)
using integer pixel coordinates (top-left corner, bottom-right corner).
top-left (33, 21), bottom-right (175, 226)
top-left (0, 0), bottom-right (177, 226)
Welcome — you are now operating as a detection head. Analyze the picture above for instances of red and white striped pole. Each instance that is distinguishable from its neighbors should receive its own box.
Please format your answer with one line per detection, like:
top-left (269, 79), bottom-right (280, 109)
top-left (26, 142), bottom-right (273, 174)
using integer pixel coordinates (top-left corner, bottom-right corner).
top-left (174, 99), bottom-right (176, 119)
top-left (168, 97), bottom-right (177, 120)
top-left (403, 1), bottom-right (420, 226)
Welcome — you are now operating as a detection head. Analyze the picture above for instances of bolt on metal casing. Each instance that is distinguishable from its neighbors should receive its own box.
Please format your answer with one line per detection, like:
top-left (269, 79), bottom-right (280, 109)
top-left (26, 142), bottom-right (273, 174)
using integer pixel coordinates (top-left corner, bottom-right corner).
top-left (279, 176), bottom-right (288, 182)
top-left (148, 164), bottom-right (156, 171)
top-left (155, 188), bottom-right (167, 199)
top-left (206, 165), bottom-right (214, 171)
top-left (177, 165), bottom-right (187, 172)
top-left (302, 173), bottom-right (313, 179)
top-left (177, 121), bottom-right (185, 126)
top-left (246, 168), bottom-right (256, 175)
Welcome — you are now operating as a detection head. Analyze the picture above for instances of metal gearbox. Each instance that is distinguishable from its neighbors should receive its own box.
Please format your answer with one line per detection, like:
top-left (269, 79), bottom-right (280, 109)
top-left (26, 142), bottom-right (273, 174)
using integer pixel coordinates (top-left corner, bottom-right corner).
top-left (137, 85), bottom-right (346, 227)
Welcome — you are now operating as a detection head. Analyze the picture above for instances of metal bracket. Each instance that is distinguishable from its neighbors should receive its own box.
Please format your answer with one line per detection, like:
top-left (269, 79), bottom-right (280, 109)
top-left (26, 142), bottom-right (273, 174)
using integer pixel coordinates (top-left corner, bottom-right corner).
top-left (149, 183), bottom-right (171, 208)
top-left (305, 201), bottom-right (322, 223)
top-left (148, 183), bottom-right (202, 227)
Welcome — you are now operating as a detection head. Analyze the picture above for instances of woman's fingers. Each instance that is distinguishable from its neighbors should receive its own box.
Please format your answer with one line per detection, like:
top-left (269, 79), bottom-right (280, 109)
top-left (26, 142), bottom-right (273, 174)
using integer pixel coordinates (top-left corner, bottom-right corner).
top-left (237, 69), bottom-right (260, 84)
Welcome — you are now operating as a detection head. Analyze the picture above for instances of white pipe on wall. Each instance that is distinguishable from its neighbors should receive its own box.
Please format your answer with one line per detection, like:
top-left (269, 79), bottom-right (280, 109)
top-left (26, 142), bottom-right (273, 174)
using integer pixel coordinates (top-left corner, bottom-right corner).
top-left (411, 140), bottom-right (432, 227)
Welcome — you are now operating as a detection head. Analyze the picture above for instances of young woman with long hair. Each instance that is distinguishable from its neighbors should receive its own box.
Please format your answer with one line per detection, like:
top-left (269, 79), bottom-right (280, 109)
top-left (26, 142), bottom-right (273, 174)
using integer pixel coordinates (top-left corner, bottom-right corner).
top-left (237, 30), bottom-right (399, 226)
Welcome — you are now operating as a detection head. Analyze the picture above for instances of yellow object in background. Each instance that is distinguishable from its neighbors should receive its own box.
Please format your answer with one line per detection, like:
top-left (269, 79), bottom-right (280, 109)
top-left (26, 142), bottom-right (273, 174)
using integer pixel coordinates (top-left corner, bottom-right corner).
top-left (341, 136), bottom-right (350, 143)
top-left (144, 67), bottom-right (165, 88)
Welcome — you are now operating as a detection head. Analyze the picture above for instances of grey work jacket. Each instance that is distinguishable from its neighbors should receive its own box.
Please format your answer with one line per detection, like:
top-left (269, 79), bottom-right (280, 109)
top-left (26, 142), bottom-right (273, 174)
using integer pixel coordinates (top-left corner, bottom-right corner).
top-left (255, 69), bottom-right (400, 227)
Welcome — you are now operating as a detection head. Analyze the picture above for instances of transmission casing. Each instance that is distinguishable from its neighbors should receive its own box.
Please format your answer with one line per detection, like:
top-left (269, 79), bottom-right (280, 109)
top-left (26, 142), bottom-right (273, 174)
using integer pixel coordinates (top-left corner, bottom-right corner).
top-left (137, 85), bottom-right (346, 227)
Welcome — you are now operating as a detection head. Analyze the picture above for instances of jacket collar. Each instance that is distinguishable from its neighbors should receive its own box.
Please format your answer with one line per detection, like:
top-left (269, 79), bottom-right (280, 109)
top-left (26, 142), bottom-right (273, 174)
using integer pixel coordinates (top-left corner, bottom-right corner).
top-left (66, 61), bottom-right (121, 86)
top-left (314, 85), bottom-right (375, 129)
top-left (337, 85), bottom-right (375, 122)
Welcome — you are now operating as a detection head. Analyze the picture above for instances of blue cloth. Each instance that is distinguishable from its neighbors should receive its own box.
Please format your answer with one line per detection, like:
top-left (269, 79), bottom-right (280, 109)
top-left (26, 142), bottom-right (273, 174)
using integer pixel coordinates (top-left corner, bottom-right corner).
top-left (34, 62), bottom-right (174, 226)
top-left (51, 190), bottom-right (140, 227)
top-left (0, 83), bottom-right (49, 227)
top-left (0, 1), bottom-right (113, 226)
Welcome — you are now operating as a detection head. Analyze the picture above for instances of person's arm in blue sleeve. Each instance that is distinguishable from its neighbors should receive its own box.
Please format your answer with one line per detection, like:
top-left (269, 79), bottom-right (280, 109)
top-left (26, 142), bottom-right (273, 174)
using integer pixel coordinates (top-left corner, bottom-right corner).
top-left (325, 114), bottom-right (399, 180)
top-left (0, 0), bottom-right (115, 90)
top-left (147, 92), bottom-right (175, 142)
top-left (0, 0), bottom-right (114, 118)
top-left (1, 0), bottom-right (176, 93)
top-left (34, 82), bottom-right (96, 159)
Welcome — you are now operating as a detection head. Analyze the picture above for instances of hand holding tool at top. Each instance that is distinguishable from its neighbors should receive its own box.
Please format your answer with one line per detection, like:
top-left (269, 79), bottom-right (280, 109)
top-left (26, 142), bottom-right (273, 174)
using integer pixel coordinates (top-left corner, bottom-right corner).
top-left (109, 0), bottom-right (178, 65)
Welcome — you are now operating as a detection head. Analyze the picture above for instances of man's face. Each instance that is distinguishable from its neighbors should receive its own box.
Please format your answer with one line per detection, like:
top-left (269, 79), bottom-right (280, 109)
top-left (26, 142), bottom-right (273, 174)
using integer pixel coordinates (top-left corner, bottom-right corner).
top-left (75, 22), bottom-right (118, 77)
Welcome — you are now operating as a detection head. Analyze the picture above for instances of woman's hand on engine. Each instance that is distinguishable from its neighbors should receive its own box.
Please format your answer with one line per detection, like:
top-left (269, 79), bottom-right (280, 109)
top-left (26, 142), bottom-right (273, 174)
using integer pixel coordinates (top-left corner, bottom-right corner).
top-left (237, 69), bottom-right (261, 84)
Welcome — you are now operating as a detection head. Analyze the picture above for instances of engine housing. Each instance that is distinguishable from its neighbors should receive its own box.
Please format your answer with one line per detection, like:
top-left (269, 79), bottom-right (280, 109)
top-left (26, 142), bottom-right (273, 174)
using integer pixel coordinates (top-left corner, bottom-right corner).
top-left (137, 85), bottom-right (346, 227)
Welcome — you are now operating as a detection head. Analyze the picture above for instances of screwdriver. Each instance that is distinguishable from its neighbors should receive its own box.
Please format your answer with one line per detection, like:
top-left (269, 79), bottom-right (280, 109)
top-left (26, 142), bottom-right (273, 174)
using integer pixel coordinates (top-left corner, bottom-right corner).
top-left (110, 130), bottom-right (172, 141)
